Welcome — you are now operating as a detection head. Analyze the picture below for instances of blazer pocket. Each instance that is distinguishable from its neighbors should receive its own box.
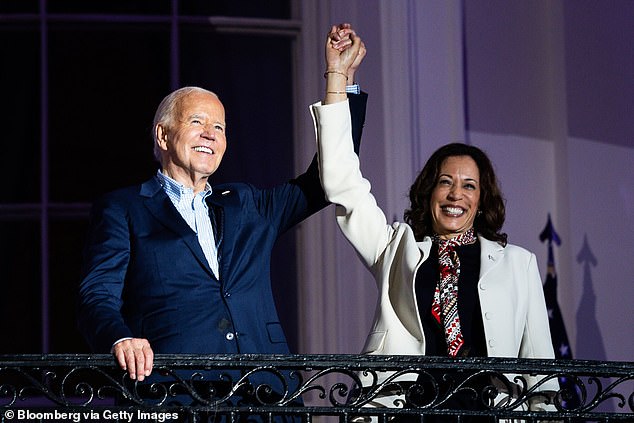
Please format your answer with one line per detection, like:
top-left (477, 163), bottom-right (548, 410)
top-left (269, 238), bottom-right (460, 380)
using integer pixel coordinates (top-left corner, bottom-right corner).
top-left (363, 331), bottom-right (387, 354)
top-left (266, 322), bottom-right (287, 344)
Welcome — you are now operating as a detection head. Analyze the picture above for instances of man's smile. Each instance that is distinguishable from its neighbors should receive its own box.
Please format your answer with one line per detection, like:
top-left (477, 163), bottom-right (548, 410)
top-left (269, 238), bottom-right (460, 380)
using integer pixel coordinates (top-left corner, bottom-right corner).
top-left (193, 146), bottom-right (214, 154)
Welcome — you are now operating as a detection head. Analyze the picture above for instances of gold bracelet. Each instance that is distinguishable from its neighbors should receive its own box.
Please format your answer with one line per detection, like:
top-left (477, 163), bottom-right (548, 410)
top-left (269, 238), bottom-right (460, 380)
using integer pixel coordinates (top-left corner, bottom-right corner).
top-left (324, 70), bottom-right (348, 79)
top-left (326, 91), bottom-right (347, 95)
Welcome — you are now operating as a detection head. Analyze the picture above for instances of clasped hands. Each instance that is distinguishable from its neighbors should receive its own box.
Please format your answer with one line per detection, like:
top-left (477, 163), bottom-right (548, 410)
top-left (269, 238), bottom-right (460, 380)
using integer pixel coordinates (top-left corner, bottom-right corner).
top-left (326, 23), bottom-right (365, 84)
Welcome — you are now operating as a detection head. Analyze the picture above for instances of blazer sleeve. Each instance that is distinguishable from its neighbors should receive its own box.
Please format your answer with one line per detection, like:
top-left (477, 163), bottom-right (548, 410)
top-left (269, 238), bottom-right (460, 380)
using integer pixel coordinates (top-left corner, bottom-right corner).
top-left (520, 252), bottom-right (556, 360)
top-left (77, 194), bottom-right (134, 352)
top-left (521, 252), bottom-right (561, 407)
top-left (349, 92), bottom-right (368, 156)
top-left (257, 93), bottom-right (368, 235)
top-left (310, 99), bottom-right (395, 270)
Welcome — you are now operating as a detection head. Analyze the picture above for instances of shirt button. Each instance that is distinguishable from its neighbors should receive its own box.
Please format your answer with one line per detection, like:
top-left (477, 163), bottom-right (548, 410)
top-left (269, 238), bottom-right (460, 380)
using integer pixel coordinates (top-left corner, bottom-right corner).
top-left (479, 283), bottom-right (487, 290)
top-left (488, 339), bottom-right (496, 347)
top-left (484, 312), bottom-right (492, 320)
top-left (224, 292), bottom-right (231, 298)
top-left (226, 332), bottom-right (235, 341)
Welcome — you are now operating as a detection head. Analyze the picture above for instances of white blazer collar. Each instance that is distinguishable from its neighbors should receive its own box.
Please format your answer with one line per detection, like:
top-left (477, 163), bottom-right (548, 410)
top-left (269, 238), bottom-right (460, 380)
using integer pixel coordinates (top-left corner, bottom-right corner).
top-left (416, 236), bottom-right (433, 260)
top-left (479, 235), bottom-right (505, 279)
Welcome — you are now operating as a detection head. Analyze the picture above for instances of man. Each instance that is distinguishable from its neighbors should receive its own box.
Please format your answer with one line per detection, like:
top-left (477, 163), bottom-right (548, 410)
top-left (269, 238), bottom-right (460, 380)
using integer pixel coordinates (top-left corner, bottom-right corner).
top-left (77, 24), bottom-right (366, 393)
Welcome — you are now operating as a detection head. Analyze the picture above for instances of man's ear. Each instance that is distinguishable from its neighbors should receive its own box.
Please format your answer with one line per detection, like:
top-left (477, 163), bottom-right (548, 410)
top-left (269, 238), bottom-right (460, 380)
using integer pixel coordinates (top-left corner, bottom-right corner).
top-left (156, 124), bottom-right (169, 151)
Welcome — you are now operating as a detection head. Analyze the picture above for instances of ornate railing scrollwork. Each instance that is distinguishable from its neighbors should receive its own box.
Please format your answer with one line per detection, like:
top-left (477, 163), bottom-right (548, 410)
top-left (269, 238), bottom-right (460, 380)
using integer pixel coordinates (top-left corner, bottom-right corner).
top-left (0, 354), bottom-right (632, 422)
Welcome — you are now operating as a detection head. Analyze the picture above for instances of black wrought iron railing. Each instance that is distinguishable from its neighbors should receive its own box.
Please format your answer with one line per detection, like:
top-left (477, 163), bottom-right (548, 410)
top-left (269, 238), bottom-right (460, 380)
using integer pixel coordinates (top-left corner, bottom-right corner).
top-left (1, 354), bottom-right (632, 422)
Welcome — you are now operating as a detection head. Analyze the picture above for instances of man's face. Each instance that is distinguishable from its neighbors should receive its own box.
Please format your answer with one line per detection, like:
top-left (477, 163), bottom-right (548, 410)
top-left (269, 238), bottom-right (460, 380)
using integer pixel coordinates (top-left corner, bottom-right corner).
top-left (157, 91), bottom-right (227, 186)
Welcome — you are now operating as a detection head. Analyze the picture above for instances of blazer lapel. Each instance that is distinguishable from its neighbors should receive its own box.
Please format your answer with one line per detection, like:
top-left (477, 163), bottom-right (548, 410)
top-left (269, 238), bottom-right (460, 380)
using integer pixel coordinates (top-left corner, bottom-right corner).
top-left (478, 236), bottom-right (505, 281)
top-left (207, 187), bottom-right (242, 281)
top-left (140, 178), bottom-right (216, 278)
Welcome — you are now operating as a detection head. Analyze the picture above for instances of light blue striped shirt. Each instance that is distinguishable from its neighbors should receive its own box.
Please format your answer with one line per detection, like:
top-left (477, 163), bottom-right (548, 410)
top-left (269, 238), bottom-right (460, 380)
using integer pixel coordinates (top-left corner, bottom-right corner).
top-left (346, 83), bottom-right (360, 95)
top-left (156, 170), bottom-right (219, 279)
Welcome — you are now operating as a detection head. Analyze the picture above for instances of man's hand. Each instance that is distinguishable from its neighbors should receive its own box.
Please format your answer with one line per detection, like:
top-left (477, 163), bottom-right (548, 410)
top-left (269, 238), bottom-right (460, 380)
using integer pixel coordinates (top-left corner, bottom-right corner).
top-left (347, 40), bottom-right (366, 84)
top-left (113, 338), bottom-right (154, 382)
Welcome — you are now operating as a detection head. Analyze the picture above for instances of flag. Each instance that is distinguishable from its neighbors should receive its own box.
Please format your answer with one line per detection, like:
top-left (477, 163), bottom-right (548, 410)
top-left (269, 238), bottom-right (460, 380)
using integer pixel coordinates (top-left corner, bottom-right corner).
top-left (539, 214), bottom-right (581, 410)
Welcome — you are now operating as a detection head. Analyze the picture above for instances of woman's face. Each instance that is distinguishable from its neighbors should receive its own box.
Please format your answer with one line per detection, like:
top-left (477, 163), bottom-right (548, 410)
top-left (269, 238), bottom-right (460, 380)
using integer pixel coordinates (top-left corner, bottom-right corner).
top-left (430, 155), bottom-right (481, 239)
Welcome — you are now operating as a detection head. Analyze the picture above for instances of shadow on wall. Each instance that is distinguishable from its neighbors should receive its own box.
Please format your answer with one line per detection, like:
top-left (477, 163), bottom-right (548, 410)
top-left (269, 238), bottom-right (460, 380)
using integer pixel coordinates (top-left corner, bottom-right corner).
top-left (575, 234), bottom-right (617, 414)
top-left (575, 234), bottom-right (606, 361)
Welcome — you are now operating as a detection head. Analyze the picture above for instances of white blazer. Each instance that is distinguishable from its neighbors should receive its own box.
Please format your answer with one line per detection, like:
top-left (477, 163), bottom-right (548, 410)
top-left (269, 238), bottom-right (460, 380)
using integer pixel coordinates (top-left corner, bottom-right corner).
top-left (310, 100), bottom-right (559, 412)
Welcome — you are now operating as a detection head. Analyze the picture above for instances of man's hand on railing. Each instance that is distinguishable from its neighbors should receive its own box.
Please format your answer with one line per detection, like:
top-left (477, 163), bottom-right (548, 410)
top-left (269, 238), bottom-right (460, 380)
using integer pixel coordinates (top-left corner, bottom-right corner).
top-left (112, 337), bottom-right (154, 381)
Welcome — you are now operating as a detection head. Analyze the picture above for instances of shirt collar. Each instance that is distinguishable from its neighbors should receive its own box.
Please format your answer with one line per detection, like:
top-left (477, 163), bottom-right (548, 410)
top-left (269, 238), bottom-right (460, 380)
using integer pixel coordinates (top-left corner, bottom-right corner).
top-left (155, 169), bottom-right (212, 201)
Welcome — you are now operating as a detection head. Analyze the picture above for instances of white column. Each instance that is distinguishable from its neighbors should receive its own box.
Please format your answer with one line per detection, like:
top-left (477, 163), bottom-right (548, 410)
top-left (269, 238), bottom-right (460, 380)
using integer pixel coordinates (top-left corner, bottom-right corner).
top-left (294, 0), bottom-right (371, 354)
top-left (379, 0), bottom-right (466, 220)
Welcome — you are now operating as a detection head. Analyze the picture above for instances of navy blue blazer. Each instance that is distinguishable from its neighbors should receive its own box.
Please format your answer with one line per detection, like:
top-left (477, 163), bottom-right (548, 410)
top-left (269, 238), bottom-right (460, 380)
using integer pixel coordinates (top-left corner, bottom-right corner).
top-left (78, 94), bottom-right (367, 355)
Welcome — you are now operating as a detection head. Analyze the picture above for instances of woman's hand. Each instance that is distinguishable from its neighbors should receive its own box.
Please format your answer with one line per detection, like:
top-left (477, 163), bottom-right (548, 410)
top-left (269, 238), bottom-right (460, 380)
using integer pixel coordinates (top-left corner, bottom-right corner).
top-left (325, 23), bottom-right (363, 78)
top-left (324, 23), bottom-right (363, 104)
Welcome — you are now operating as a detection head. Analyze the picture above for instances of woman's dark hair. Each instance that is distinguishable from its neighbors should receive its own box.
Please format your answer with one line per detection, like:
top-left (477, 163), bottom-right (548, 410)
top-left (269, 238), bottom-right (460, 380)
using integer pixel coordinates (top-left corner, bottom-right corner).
top-left (404, 143), bottom-right (507, 246)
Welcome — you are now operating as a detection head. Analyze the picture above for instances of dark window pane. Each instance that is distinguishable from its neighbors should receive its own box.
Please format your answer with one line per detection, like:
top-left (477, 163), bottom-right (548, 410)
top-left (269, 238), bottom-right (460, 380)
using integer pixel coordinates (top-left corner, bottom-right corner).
top-left (179, 0), bottom-right (290, 19)
top-left (48, 22), bottom-right (170, 202)
top-left (180, 29), bottom-right (298, 349)
top-left (0, 221), bottom-right (41, 353)
top-left (49, 219), bottom-right (91, 353)
top-left (0, 0), bottom-right (39, 13)
top-left (0, 25), bottom-right (41, 203)
top-left (47, 0), bottom-right (170, 15)
top-left (180, 30), bottom-right (294, 186)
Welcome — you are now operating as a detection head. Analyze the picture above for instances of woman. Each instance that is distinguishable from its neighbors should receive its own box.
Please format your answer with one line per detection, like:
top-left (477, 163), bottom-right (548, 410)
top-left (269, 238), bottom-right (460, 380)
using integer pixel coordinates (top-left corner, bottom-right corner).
top-left (311, 29), bottom-right (558, 418)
